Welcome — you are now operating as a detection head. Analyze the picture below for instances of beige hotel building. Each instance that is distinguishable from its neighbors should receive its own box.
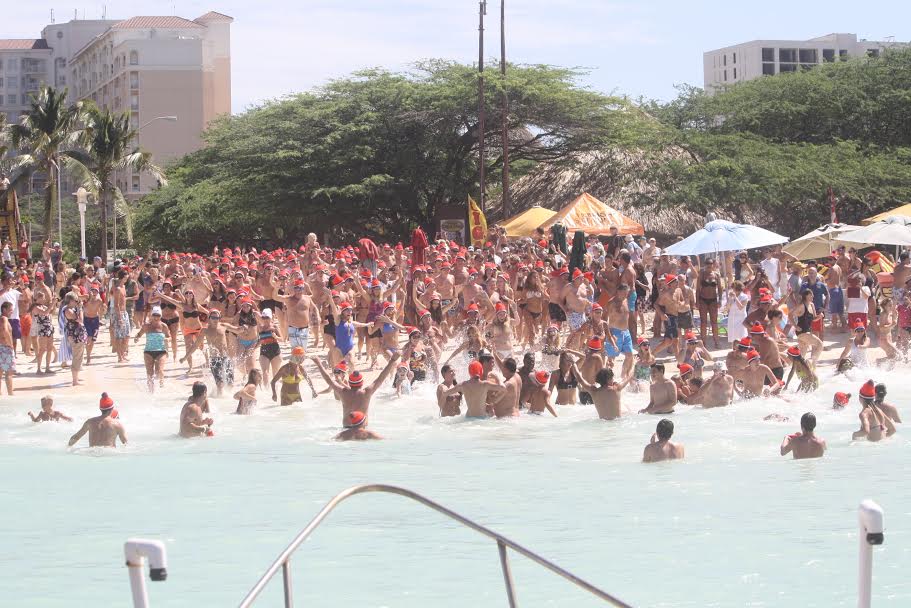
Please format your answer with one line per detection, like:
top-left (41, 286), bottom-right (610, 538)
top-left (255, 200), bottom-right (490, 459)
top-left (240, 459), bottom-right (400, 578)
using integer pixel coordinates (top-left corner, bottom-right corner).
top-left (1, 11), bottom-right (232, 196)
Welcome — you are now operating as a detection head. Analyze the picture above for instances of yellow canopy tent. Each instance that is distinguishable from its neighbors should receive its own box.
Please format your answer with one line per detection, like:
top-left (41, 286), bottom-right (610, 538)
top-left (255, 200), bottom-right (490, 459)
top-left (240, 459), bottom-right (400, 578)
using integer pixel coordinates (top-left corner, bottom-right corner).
top-left (862, 203), bottom-right (911, 225)
top-left (537, 192), bottom-right (644, 236)
top-left (501, 205), bottom-right (558, 238)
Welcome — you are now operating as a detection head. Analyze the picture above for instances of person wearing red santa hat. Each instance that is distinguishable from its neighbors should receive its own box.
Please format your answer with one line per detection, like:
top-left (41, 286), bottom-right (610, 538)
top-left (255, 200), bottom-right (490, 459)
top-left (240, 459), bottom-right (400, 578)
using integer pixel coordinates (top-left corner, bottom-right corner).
top-left (68, 392), bottom-right (128, 447)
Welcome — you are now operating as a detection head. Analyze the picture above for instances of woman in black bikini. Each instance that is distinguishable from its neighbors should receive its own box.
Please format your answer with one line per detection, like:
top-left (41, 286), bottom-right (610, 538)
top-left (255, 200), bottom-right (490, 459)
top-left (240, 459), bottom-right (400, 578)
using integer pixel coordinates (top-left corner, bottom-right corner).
top-left (519, 269), bottom-right (547, 350)
top-left (158, 280), bottom-right (181, 361)
top-left (791, 288), bottom-right (824, 366)
top-left (696, 258), bottom-right (723, 347)
top-left (547, 351), bottom-right (578, 405)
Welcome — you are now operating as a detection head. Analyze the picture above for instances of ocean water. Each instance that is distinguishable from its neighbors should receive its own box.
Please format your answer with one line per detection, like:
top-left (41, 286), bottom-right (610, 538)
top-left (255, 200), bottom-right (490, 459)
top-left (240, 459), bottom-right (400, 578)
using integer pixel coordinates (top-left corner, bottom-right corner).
top-left (1, 364), bottom-right (908, 607)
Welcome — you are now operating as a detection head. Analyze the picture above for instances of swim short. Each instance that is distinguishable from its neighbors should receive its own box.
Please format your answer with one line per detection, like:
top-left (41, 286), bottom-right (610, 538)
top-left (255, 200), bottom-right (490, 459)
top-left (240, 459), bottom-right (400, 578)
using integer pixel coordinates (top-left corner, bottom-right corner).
top-left (548, 302), bottom-right (567, 322)
top-left (677, 310), bottom-right (694, 330)
top-left (9, 318), bottom-right (20, 340)
top-left (84, 316), bottom-right (101, 340)
top-left (828, 287), bottom-right (844, 314)
top-left (627, 290), bottom-right (637, 311)
top-left (209, 351), bottom-right (235, 386)
top-left (0, 344), bottom-right (15, 373)
top-left (568, 311), bottom-right (587, 332)
top-left (288, 326), bottom-right (310, 350)
top-left (604, 328), bottom-right (633, 358)
top-left (113, 311), bottom-right (131, 340)
top-left (664, 314), bottom-right (678, 339)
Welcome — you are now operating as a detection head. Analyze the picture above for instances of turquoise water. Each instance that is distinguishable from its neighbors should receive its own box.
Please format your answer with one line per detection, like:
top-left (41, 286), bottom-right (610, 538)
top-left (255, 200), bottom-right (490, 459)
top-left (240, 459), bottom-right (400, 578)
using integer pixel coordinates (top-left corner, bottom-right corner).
top-left (1, 365), bottom-right (908, 607)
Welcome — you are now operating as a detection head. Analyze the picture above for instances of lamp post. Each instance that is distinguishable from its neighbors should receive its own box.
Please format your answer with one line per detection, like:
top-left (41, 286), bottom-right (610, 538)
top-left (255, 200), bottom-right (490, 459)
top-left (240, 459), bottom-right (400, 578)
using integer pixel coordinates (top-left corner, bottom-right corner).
top-left (49, 157), bottom-right (63, 239)
top-left (74, 186), bottom-right (89, 259)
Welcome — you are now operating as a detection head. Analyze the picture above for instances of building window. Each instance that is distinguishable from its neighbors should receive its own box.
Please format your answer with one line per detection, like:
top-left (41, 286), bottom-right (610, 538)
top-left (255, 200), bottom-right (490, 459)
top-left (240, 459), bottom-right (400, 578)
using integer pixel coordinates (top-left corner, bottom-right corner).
top-left (733, 68), bottom-right (737, 79)
top-left (0, 77), bottom-right (3, 88)
top-left (132, 175), bottom-right (140, 192)
top-left (779, 63), bottom-right (797, 73)
top-left (823, 49), bottom-right (836, 62)
top-left (6, 94), bottom-right (16, 105)
top-left (130, 114), bottom-right (138, 129)
top-left (6, 58), bottom-right (18, 73)
top-left (867, 49), bottom-right (881, 58)
top-left (733, 52), bottom-right (737, 64)
top-left (723, 70), bottom-right (727, 82)
top-left (761, 64), bottom-right (775, 76)
top-left (8, 79), bottom-right (16, 90)
top-left (129, 51), bottom-right (139, 65)
top-left (798, 49), bottom-right (818, 63)
top-left (130, 72), bottom-right (139, 89)
top-left (130, 93), bottom-right (139, 111)
top-left (761, 48), bottom-right (774, 62)
top-left (839, 49), bottom-right (849, 61)
top-left (779, 48), bottom-right (797, 63)
top-left (723, 54), bottom-right (727, 66)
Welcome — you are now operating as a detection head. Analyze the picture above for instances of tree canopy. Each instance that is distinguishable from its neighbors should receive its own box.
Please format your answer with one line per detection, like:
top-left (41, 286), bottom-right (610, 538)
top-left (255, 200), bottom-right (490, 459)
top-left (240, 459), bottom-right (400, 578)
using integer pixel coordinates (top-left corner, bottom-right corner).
top-left (134, 61), bottom-right (654, 249)
top-left (636, 49), bottom-right (911, 235)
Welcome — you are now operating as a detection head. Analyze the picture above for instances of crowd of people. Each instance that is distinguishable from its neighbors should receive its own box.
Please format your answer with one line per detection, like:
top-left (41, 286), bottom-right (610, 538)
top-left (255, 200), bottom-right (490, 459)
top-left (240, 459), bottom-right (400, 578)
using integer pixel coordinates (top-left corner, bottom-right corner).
top-left (4, 225), bottom-right (905, 459)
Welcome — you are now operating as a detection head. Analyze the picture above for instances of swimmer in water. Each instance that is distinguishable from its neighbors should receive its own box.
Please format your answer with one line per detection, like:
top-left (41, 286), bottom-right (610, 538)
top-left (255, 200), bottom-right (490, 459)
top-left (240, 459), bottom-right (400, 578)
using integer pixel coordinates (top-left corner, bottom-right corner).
top-left (335, 411), bottom-right (382, 441)
top-left (571, 362), bottom-right (632, 420)
top-left (436, 364), bottom-right (463, 417)
top-left (874, 383), bottom-right (901, 423)
top-left (440, 360), bottom-right (507, 418)
top-left (28, 395), bottom-right (72, 422)
top-left (832, 391), bottom-right (851, 409)
top-left (780, 412), bottom-right (826, 459)
top-left (68, 393), bottom-right (127, 447)
top-left (734, 349), bottom-right (782, 399)
top-left (311, 352), bottom-right (401, 426)
top-left (853, 380), bottom-right (896, 442)
top-left (638, 363), bottom-right (677, 415)
top-left (525, 370), bottom-right (557, 417)
top-left (270, 347), bottom-right (318, 405)
top-left (179, 381), bottom-right (214, 438)
top-left (642, 418), bottom-right (685, 462)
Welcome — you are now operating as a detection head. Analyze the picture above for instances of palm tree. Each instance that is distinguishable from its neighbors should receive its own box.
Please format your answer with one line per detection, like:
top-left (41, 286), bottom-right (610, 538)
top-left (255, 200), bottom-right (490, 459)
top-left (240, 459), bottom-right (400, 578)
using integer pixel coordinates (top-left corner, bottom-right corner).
top-left (7, 86), bottom-right (87, 239)
top-left (74, 104), bottom-right (165, 262)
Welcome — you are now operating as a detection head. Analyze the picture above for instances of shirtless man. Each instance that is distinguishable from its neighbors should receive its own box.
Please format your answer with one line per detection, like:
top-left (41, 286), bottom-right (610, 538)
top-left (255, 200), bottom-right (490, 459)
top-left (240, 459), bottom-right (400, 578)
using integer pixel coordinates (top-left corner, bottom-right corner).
top-left (336, 410), bottom-right (382, 441)
top-left (892, 252), bottom-right (911, 306)
top-left (525, 370), bottom-right (557, 416)
top-left (642, 419), bottom-right (685, 462)
top-left (639, 363), bottom-right (677, 414)
top-left (736, 350), bottom-right (782, 399)
top-left (547, 268), bottom-right (568, 329)
top-left (780, 412), bottom-right (826, 459)
top-left (653, 275), bottom-right (683, 357)
top-left (572, 363), bottom-right (633, 420)
top-left (83, 285), bottom-right (104, 364)
top-left (751, 324), bottom-right (785, 382)
top-left (441, 360), bottom-right (507, 418)
top-left (490, 353), bottom-right (522, 418)
top-left (726, 338), bottom-right (751, 380)
top-left (606, 283), bottom-right (635, 379)
top-left (311, 352), bottom-right (400, 426)
top-left (691, 363), bottom-right (734, 407)
top-left (562, 269), bottom-right (591, 347)
top-left (68, 393), bottom-right (127, 447)
top-left (436, 364), bottom-right (463, 417)
top-left (28, 395), bottom-right (73, 422)
top-left (275, 279), bottom-right (320, 352)
top-left (567, 338), bottom-right (607, 405)
top-left (179, 381), bottom-right (214, 438)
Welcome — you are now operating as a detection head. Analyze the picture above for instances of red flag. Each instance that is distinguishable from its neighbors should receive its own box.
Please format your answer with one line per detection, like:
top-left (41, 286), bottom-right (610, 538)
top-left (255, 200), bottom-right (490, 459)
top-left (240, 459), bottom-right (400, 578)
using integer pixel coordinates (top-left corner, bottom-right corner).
top-left (827, 187), bottom-right (837, 224)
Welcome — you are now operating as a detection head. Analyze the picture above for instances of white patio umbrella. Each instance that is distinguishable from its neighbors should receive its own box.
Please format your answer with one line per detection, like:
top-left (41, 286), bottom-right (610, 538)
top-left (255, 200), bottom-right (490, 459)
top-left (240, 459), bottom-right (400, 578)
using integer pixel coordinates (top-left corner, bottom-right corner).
top-left (664, 219), bottom-right (788, 256)
top-left (835, 216), bottom-right (911, 247)
top-left (784, 223), bottom-right (863, 260)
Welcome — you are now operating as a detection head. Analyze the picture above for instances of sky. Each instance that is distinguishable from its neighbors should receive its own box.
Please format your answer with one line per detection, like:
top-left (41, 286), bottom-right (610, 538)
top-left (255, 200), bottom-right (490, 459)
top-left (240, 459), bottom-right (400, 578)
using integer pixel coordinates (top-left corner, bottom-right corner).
top-left (4, 0), bottom-right (911, 114)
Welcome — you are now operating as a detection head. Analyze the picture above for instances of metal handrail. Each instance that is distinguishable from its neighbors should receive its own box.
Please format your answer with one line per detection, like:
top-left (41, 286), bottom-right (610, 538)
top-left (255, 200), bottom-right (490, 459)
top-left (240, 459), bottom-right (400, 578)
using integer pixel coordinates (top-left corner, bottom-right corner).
top-left (238, 484), bottom-right (633, 608)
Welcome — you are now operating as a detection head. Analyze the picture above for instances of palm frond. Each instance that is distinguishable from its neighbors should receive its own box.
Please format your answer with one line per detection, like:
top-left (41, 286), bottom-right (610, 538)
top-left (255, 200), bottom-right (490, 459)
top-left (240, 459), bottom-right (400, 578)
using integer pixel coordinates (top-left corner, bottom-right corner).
top-left (112, 186), bottom-right (134, 243)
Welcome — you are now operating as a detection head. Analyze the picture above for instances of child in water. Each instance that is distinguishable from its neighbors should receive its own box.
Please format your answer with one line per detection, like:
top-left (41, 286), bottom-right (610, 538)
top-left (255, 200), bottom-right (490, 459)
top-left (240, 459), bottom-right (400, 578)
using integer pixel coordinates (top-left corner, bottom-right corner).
top-left (28, 395), bottom-right (73, 422)
top-left (393, 364), bottom-right (414, 397)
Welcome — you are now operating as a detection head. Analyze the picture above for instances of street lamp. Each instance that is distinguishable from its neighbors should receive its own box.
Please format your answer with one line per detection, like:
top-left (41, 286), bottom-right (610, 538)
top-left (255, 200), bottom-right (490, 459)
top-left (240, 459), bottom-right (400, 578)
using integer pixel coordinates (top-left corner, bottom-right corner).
top-left (73, 186), bottom-right (90, 259)
top-left (138, 115), bottom-right (177, 130)
top-left (49, 157), bottom-right (62, 240)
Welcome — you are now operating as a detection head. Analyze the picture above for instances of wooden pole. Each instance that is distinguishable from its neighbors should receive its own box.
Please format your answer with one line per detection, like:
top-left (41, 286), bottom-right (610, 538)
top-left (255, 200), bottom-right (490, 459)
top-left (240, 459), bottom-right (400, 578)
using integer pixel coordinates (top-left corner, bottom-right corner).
top-left (478, 1), bottom-right (487, 213)
top-left (500, 0), bottom-right (509, 219)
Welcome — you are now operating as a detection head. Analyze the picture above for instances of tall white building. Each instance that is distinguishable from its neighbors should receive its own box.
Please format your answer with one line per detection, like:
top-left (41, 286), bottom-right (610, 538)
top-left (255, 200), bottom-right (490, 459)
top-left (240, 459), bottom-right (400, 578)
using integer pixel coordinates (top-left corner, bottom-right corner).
top-left (703, 33), bottom-right (908, 91)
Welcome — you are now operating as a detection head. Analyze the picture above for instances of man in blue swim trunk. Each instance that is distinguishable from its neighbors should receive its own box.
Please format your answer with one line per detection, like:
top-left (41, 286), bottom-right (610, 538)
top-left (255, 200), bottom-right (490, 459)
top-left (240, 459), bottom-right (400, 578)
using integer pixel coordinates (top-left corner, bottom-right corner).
top-left (604, 284), bottom-right (635, 378)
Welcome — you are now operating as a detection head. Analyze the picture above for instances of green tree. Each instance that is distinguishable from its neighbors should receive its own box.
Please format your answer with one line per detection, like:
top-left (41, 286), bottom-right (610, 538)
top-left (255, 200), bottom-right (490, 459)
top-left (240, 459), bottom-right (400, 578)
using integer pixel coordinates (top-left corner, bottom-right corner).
top-left (6, 86), bottom-right (87, 239)
top-left (70, 105), bottom-right (165, 261)
top-left (135, 61), bottom-right (654, 249)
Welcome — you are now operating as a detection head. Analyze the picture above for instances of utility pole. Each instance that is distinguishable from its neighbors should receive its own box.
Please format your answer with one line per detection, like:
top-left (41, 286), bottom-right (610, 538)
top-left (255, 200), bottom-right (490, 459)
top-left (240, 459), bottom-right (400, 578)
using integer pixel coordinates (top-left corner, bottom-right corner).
top-left (478, 0), bottom-right (487, 213)
top-left (500, 0), bottom-right (509, 218)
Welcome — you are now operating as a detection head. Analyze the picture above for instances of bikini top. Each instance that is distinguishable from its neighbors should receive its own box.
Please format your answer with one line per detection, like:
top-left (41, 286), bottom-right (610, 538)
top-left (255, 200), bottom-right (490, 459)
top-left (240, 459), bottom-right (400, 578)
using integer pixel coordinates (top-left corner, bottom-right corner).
top-left (162, 302), bottom-right (177, 311)
top-left (183, 310), bottom-right (199, 319)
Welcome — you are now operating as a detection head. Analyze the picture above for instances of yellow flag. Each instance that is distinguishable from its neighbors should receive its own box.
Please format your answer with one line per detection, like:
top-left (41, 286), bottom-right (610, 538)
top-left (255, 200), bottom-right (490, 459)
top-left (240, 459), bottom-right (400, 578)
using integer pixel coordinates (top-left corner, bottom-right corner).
top-left (468, 196), bottom-right (487, 247)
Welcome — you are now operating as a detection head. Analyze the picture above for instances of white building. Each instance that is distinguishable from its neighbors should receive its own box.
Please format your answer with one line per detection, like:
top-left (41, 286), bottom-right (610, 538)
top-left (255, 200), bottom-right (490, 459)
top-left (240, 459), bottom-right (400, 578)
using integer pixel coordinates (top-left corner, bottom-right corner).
top-left (704, 33), bottom-right (908, 91)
